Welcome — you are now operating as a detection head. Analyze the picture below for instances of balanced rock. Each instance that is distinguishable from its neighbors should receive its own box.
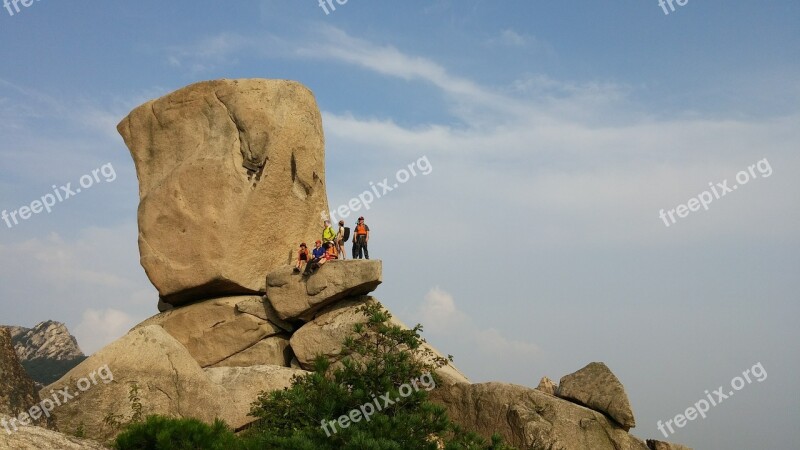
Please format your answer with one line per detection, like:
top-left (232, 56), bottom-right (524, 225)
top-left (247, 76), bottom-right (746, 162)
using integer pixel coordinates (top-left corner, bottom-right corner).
top-left (556, 362), bottom-right (636, 430)
top-left (647, 440), bottom-right (694, 450)
top-left (118, 79), bottom-right (329, 306)
top-left (135, 296), bottom-right (289, 368)
top-left (45, 325), bottom-right (302, 442)
top-left (267, 260), bottom-right (383, 320)
top-left (432, 382), bottom-right (649, 450)
top-left (289, 296), bottom-right (469, 385)
top-left (0, 328), bottom-right (56, 430)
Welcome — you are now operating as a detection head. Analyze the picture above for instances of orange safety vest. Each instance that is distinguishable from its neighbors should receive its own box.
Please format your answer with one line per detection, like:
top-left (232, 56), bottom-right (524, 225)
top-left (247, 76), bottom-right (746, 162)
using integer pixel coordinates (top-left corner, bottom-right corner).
top-left (356, 224), bottom-right (368, 235)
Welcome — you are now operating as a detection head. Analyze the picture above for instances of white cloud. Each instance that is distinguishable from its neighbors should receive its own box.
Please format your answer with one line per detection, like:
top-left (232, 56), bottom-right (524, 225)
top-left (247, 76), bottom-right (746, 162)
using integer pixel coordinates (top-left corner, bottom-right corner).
top-left (419, 287), bottom-right (540, 369)
top-left (74, 308), bottom-right (137, 355)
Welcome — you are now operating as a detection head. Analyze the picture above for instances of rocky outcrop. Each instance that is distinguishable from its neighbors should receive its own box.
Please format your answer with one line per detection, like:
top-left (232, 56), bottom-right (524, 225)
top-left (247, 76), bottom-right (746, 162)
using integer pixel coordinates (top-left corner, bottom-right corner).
top-left (0, 424), bottom-right (109, 450)
top-left (647, 440), bottom-right (693, 450)
top-left (267, 260), bottom-right (383, 320)
top-left (432, 382), bottom-right (649, 450)
top-left (290, 296), bottom-right (469, 385)
top-left (3, 321), bottom-right (86, 386)
top-left (536, 376), bottom-right (557, 395)
top-left (0, 328), bottom-right (56, 430)
top-left (44, 325), bottom-right (304, 442)
top-left (134, 296), bottom-right (290, 368)
top-left (117, 79), bottom-right (329, 306)
top-left (556, 362), bottom-right (636, 430)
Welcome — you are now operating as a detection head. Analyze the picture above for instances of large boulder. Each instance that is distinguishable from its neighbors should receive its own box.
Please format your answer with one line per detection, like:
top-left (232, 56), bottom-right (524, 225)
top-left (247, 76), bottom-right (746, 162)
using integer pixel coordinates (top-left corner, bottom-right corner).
top-left (208, 335), bottom-right (292, 368)
top-left (431, 382), bottom-right (650, 450)
top-left (289, 296), bottom-right (469, 385)
top-left (0, 328), bottom-right (56, 430)
top-left (45, 325), bottom-right (232, 441)
top-left (556, 362), bottom-right (636, 430)
top-left (44, 325), bottom-right (300, 441)
top-left (134, 296), bottom-right (288, 368)
top-left (118, 78), bottom-right (329, 306)
top-left (0, 423), bottom-right (109, 449)
top-left (267, 260), bottom-right (383, 320)
top-left (205, 365), bottom-right (307, 430)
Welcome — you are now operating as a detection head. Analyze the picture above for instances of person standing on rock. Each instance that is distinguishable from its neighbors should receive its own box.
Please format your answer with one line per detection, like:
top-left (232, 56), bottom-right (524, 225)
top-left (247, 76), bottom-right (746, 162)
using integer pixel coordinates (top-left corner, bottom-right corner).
top-left (335, 220), bottom-right (348, 260)
top-left (353, 216), bottom-right (370, 259)
top-left (322, 220), bottom-right (336, 244)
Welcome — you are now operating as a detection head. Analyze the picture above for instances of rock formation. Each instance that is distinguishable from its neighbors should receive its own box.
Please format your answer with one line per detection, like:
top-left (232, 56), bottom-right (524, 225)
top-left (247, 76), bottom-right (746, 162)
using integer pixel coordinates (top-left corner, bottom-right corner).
top-left (556, 361), bottom-right (636, 430)
top-left (42, 79), bottom-right (692, 449)
top-left (44, 325), bottom-right (305, 442)
top-left (2, 321), bottom-right (86, 386)
top-left (267, 260), bottom-right (383, 320)
top-left (0, 424), bottom-right (109, 450)
top-left (118, 79), bottom-right (329, 306)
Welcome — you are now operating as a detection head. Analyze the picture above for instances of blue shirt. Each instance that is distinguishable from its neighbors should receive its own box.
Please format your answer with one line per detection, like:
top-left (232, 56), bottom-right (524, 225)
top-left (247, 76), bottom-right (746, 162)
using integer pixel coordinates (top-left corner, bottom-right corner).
top-left (312, 247), bottom-right (325, 258)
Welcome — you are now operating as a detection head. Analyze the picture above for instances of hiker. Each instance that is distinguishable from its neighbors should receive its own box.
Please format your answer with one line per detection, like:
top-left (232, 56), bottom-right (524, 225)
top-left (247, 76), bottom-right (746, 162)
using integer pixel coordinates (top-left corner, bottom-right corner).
top-left (353, 216), bottom-right (370, 260)
top-left (293, 243), bottom-right (309, 273)
top-left (303, 240), bottom-right (327, 275)
top-left (317, 241), bottom-right (339, 268)
top-left (352, 220), bottom-right (358, 261)
top-left (322, 220), bottom-right (336, 244)
top-left (335, 220), bottom-right (348, 260)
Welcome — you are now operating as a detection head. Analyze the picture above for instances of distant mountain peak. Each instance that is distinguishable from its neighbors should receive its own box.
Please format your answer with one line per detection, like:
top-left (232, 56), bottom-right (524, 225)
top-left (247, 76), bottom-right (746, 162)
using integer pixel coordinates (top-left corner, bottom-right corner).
top-left (6, 320), bottom-right (85, 361)
top-left (1, 321), bottom-right (87, 386)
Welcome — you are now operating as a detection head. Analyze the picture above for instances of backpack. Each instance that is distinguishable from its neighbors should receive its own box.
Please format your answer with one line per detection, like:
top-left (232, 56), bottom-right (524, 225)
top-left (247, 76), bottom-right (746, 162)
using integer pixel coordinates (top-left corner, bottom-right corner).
top-left (342, 227), bottom-right (351, 242)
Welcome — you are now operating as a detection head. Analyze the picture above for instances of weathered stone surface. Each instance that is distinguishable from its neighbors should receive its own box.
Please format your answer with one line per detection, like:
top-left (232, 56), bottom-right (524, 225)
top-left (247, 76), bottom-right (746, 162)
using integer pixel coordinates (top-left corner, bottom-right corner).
top-left (536, 376), bottom-right (557, 395)
top-left (205, 365), bottom-right (307, 430)
top-left (431, 382), bottom-right (650, 450)
top-left (236, 297), bottom-right (294, 332)
top-left (118, 78), bottom-right (328, 306)
top-left (0, 422), bottom-right (109, 449)
top-left (267, 260), bottom-right (382, 321)
top-left (43, 325), bottom-right (302, 441)
top-left (556, 362), bottom-right (636, 430)
top-left (45, 325), bottom-right (233, 442)
top-left (209, 335), bottom-right (293, 368)
top-left (0, 328), bottom-right (56, 430)
top-left (647, 440), bottom-right (694, 450)
top-left (290, 296), bottom-right (469, 385)
top-left (134, 296), bottom-right (284, 367)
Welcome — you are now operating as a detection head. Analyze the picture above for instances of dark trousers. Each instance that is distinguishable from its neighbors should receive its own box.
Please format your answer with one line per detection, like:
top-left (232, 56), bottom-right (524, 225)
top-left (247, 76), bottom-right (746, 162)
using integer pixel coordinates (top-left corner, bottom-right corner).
top-left (354, 236), bottom-right (369, 259)
top-left (304, 257), bottom-right (322, 275)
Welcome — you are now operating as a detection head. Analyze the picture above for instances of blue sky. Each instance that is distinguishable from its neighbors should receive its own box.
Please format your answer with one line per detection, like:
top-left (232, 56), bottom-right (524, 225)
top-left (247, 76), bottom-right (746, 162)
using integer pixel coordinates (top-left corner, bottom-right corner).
top-left (1, 1), bottom-right (798, 448)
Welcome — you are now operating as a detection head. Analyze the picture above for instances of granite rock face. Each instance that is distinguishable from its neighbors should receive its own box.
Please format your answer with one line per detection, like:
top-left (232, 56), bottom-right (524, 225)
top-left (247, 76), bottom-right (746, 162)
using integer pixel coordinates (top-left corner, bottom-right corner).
top-left (118, 79), bottom-right (329, 306)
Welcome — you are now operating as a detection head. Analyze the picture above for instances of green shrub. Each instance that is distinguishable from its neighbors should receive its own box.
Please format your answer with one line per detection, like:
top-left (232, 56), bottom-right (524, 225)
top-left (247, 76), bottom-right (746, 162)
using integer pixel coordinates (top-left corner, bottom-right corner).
top-left (113, 415), bottom-right (239, 450)
top-left (243, 301), bottom-right (517, 450)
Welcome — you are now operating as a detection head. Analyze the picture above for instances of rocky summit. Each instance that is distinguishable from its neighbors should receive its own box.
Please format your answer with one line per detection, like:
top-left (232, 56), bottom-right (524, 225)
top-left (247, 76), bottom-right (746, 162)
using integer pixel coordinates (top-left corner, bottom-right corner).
top-left (36, 79), bottom-right (694, 450)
